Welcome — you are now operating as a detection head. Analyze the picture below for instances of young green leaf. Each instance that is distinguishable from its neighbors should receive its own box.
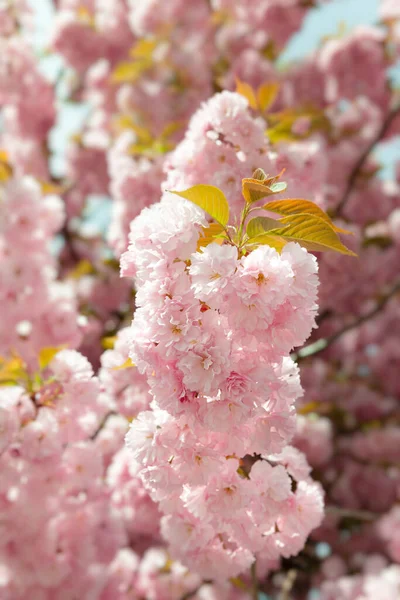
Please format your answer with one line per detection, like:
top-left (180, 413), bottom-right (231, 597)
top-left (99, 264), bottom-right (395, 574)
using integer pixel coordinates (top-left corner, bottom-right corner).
top-left (246, 216), bottom-right (283, 239)
top-left (39, 346), bottom-right (66, 370)
top-left (268, 213), bottom-right (357, 256)
top-left (246, 234), bottom-right (287, 253)
top-left (269, 182), bottom-right (287, 194)
top-left (235, 77), bottom-right (258, 110)
top-left (242, 177), bottom-right (287, 204)
top-left (111, 61), bottom-right (149, 84)
top-left (112, 357), bottom-right (135, 370)
top-left (101, 336), bottom-right (117, 350)
top-left (129, 39), bottom-right (158, 59)
top-left (263, 198), bottom-right (352, 234)
top-left (257, 82), bottom-right (280, 112)
top-left (0, 355), bottom-right (27, 386)
top-left (252, 168), bottom-right (268, 181)
top-left (169, 185), bottom-right (230, 226)
top-left (197, 223), bottom-right (226, 250)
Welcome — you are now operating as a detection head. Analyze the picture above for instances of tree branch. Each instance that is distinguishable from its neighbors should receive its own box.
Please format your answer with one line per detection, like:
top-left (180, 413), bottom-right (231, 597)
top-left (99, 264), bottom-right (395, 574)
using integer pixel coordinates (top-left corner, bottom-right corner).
top-left (278, 569), bottom-right (297, 600)
top-left (90, 411), bottom-right (117, 440)
top-left (293, 280), bottom-right (400, 361)
top-left (250, 561), bottom-right (258, 600)
top-left (326, 506), bottom-right (378, 522)
top-left (334, 101), bottom-right (400, 217)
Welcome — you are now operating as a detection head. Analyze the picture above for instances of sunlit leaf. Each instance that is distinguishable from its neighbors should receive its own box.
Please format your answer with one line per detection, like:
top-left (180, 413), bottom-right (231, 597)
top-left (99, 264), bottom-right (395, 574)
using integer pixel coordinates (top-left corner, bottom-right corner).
top-left (111, 60), bottom-right (151, 84)
top-left (0, 355), bottom-right (26, 386)
top-left (0, 151), bottom-right (12, 183)
top-left (159, 558), bottom-right (174, 574)
top-left (269, 182), bottom-right (287, 194)
top-left (68, 259), bottom-right (96, 279)
top-left (257, 82), bottom-right (279, 112)
top-left (252, 168), bottom-right (268, 181)
top-left (297, 401), bottom-right (321, 415)
top-left (39, 181), bottom-right (64, 195)
top-left (129, 39), bottom-right (158, 59)
top-left (112, 357), bottom-right (135, 370)
top-left (235, 77), bottom-right (258, 110)
top-left (246, 234), bottom-right (286, 253)
top-left (39, 346), bottom-right (66, 370)
top-left (211, 9), bottom-right (230, 25)
top-left (261, 39), bottom-right (277, 61)
top-left (230, 577), bottom-right (248, 590)
top-left (76, 6), bottom-right (95, 27)
top-left (242, 177), bottom-right (286, 204)
top-left (268, 213), bottom-right (357, 255)
top-left (113, 115), bottom-right (153, 144)
top-left (263, 198), bottom-right (352, 234)
top-left (169, 185), bottom-right (230, 226)
top-left (246, 216), bottom-right (283, 239)
top-left (197, 223), bottom-right (226, 250)
top-left (101, 336), bottom-right (117, 350)
top-left (267, 106), bottom-right (331, 143)
top-left (160, 121), bottom-right (183, 140)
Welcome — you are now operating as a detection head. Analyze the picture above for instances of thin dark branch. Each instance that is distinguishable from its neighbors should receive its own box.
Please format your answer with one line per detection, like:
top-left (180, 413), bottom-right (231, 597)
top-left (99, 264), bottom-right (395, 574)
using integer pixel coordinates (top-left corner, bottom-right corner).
top-left (251, 562), bottom-right (258, 600)
top-left (90, 411), bottom-right (117, 440)
top-left (61, 224), bottom-right (81, 263)
top-left (326, 506), bottom-right (378, 522)
top-left (278, 569), bottom-right (297, 600)
top-left (334, 102), bottom-right (400, 217)
top-left (316, 309), bottom-right (333, 326)
top-left (294, 280), bottom-right (400, 360)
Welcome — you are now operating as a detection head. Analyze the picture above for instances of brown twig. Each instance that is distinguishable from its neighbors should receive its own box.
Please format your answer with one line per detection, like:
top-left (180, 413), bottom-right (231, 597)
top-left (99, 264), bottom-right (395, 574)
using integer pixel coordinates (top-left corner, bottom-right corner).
top-left (334, 102), bottom-right (400, 217)
top-left (61, 223), bottom-right (81, 263)
top-left (278, 569), bottom-right (297, 600)
top-left (90, 410), bottom-right (117, 440)
top-left (293, 280), bottom-right (400, 361)
top-left (326, 506), bottom-right (378, 522)
top-left (250, 562), bottom-right (258, 600)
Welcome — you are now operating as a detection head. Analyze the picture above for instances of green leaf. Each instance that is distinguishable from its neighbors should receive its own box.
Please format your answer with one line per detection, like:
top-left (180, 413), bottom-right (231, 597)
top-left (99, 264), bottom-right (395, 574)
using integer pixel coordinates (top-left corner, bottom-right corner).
top-left (197, 223), bottom-right (226, 251)
top-left (235, 77), bottom-right (258, 110)
top-left (269, 182), bottom-right (287, 194)
top-left (0, 355), bottom-right (26, 386)
top-left (246, 216), bottom-right (283, 239)
top-left (266, 106), bottom-right (331, 143)
top-left (0, 150), bottom-right (12, 183)
top-left (67, 259), bottom-right (96, 279)
top-left (242, 177), bottom-right (287, 204)
top-left (129, 39), bottom-right (158, 59)
top-left (112, 358), bottom-right (135, 370)
top-left (252, 168), bottom-right (268, 181)
top-left (102, 336), bottom-right (117, 350)
top-left (111, 60), bottom-right (151, 84)
top-left (257, 82), bottom-right (280, 112)
top-left (169, 185), bottom-right (230, 226)
top-left (246, 234), bottom-right (287, 253)
top-left (268, 213), bottom-right (357, 255)
top-left (39, 346), bottom-right (66, 370)
top-left (263, 198), bottom-right (352, 234)
top-left (230, 576), bottom-right (248, 590)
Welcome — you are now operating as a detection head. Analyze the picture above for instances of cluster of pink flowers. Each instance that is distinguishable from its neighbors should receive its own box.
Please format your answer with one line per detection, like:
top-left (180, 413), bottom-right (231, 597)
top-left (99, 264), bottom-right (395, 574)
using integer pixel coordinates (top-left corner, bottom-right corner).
top-left (121, 187), bottom-right (324, 579)
top-left (0, 36), bottom-right (55, 180)
top-left (0, 177), bottom-right (82, 367)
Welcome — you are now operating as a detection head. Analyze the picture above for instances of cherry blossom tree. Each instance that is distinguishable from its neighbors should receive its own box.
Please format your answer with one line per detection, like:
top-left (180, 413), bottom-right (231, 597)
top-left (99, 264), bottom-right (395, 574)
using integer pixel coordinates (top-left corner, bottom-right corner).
top-left (0, 0), bottom-right (399, 598)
